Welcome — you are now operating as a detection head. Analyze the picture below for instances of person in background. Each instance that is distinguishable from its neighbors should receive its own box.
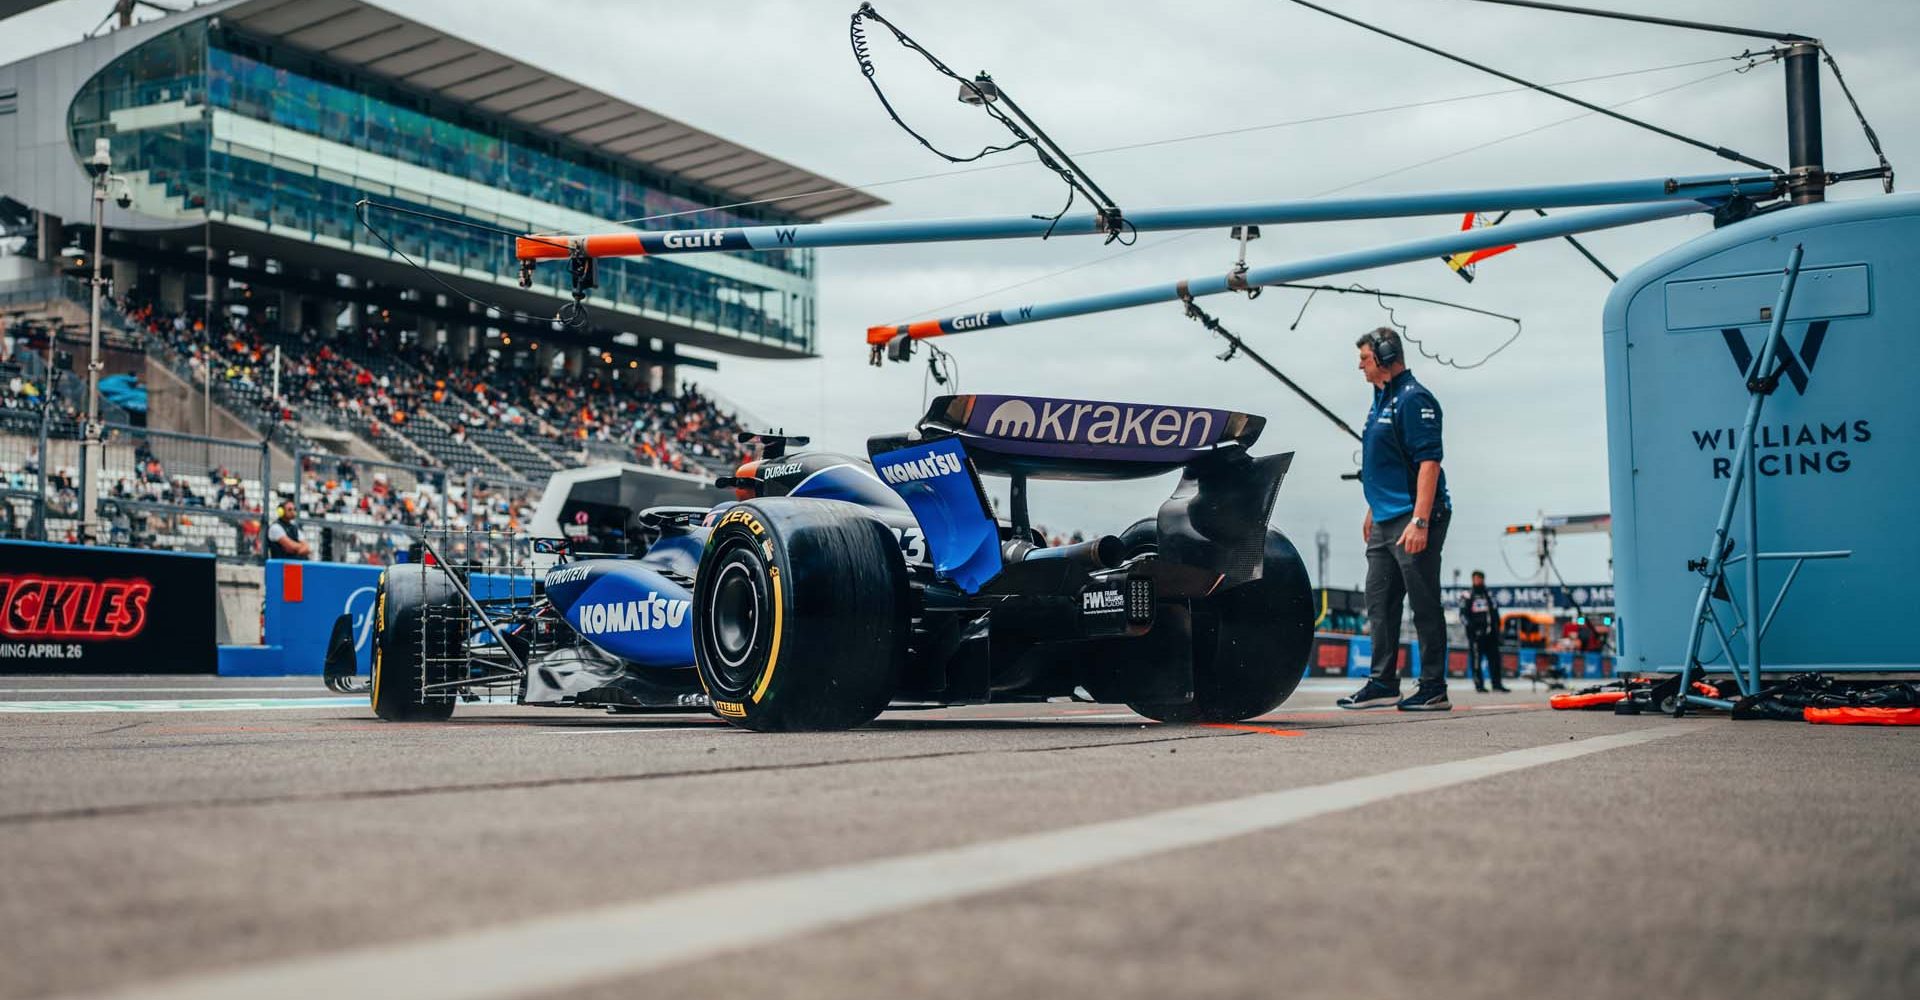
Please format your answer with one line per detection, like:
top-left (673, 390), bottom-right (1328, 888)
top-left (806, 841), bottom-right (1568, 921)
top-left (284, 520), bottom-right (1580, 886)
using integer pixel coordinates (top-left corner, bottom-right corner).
top-left (1338, 327), bottom-right (1454, 712)
top-left (1462, 570), bottom-right (1509, 693)
top-left (267, 501), bottom-right (312, 560)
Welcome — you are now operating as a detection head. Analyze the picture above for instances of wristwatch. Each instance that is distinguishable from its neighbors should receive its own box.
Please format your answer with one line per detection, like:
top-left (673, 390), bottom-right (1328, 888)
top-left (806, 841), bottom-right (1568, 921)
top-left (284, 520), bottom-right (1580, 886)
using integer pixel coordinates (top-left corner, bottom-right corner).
top-left (1411, 516), bottom-right (1429, 529)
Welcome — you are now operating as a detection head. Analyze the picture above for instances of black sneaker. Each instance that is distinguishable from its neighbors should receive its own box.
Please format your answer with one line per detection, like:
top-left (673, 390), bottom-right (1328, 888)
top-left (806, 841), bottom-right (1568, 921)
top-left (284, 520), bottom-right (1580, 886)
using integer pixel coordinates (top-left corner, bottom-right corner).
top-left (1337, 680), bottom-right (1402, 709)
top-left (1398, 686), bottom-right (1452, 712)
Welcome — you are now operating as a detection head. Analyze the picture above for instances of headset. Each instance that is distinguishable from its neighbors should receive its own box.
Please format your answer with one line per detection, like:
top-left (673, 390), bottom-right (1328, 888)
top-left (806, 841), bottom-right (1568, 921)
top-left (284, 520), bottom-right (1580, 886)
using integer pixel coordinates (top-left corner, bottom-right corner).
top-left (1360, 326), bottom-right (1402, 367)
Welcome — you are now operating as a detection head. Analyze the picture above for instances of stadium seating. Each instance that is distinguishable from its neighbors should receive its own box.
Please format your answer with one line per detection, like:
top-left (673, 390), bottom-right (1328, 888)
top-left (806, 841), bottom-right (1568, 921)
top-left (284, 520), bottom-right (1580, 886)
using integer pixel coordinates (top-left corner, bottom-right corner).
top-left (2, 296), bottom-right (757, 557)
top-left (125, 298), bottom-right (752, 488)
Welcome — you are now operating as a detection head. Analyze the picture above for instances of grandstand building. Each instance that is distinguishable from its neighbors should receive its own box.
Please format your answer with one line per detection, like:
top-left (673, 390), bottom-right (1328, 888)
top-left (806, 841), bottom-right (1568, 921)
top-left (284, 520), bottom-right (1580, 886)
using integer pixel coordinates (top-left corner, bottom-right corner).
top-left (0, 0), bottom-right (880, 555)
top-left (3, 0), bottom-right (879, 368)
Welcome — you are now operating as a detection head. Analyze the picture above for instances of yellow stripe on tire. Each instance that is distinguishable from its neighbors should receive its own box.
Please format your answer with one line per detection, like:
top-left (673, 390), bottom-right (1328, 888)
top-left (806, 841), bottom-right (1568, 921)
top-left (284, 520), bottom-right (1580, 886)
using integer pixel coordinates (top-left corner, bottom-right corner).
top-left (750, 565), bottom-right (783, 704)
top-left (371, 585), bottom-right (386, 711)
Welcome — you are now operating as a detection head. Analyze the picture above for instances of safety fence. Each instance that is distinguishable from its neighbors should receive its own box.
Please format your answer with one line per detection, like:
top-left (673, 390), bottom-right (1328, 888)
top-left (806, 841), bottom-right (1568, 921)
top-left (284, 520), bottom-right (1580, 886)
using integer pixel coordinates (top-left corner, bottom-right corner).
top-left (291, 450), bottom-right (540, 567)
top-left (0, 413), bottom-right (548, 562)
top-left (92, 423), bottom-right (273, 558)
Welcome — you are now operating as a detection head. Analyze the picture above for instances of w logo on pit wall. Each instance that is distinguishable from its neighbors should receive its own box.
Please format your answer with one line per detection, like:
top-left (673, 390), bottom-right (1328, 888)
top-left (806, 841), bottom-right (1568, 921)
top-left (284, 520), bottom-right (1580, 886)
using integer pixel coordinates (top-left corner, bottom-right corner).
top-left (1721, 320), bottom-right (1830, 395)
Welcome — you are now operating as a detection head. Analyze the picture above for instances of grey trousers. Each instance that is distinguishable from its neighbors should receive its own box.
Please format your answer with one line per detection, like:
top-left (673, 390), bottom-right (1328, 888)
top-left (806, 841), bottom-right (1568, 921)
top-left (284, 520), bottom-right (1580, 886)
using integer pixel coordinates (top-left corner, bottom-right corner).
top-left (1366, 509), bottom-right (1451, 688)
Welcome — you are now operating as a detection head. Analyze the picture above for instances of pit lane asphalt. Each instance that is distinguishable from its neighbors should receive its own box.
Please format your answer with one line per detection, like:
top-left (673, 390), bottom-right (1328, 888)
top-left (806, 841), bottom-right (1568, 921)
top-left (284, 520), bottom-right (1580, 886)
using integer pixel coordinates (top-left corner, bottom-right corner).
top-left (0, 676), bottom-right (1913, 1000)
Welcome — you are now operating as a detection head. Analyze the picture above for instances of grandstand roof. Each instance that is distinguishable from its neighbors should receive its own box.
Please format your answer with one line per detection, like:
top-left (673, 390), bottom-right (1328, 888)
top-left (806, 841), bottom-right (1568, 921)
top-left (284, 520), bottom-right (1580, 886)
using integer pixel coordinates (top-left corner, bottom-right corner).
top-left (213, 0), bottom-right (886, 222)
top-left (0, 0), bottom-right (59, 21)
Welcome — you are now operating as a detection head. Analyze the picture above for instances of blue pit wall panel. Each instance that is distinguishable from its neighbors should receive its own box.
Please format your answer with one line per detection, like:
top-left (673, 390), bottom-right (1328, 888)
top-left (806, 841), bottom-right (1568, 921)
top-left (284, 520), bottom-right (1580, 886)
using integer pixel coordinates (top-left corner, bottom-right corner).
top-left (1602, 193), bottom-right (1920, 674)
top-left (234, 559), bottom-right (532, 676)
top-left (1311, 634), bottom-right (1613, 681)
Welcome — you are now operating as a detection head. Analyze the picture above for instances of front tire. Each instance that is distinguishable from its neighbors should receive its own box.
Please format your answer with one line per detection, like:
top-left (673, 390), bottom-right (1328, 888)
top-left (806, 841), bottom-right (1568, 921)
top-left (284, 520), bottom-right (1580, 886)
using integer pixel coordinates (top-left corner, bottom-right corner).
top-left (1130, 528), bottom-right (1316, 723)
top-left (693, 499), bottom-right (908, 731)
top-left (371, 562), bottom-right (463, 722)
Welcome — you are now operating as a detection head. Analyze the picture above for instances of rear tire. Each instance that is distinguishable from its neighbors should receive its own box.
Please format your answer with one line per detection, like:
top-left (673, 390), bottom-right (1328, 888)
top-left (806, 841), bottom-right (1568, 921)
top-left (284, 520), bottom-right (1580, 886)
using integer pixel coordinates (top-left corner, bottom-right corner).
top-left (693, 499), bottom-right (907, 731)
top-left (370, 563), bottom-right (463, 722)
top-left (1129, 528), bottom-right (1316, 723)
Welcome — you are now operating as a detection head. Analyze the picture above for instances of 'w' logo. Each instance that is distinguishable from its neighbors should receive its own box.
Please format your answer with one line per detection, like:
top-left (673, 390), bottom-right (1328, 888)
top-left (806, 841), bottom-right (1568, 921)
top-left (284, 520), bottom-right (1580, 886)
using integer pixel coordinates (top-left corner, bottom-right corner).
top-left (1721, 320), bottom-right (1829, 395)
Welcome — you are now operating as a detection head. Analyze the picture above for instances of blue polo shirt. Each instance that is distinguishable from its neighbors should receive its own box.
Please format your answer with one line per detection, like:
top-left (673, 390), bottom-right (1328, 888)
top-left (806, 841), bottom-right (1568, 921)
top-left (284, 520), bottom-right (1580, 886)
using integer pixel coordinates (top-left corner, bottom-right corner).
top-left (1362, 369), bottom-right (1449, 521)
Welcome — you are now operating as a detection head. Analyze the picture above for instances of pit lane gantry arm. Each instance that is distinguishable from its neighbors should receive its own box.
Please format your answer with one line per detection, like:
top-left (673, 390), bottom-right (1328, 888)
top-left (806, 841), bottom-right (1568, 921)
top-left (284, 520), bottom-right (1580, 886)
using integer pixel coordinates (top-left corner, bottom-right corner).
top-left (513, 171), bottom-right (1778, 266)
top-left (861, 198), bottom-right (1723, 362)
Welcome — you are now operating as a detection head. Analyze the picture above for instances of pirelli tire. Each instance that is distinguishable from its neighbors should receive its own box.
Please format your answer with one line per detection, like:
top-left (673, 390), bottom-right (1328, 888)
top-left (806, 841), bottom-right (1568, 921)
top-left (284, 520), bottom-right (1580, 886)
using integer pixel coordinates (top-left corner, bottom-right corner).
top-left (370, 562), bottom-right (464, 722)
top-left (1129, 528), bottom-right (1316, 724)
top-left (693, 499), bottom-right (909, 732)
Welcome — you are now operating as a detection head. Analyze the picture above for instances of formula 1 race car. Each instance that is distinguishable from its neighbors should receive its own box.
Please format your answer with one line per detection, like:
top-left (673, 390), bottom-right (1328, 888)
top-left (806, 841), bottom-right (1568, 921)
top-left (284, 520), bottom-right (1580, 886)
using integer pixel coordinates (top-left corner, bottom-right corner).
top-left (358, 393), bottom-right (1315, 731)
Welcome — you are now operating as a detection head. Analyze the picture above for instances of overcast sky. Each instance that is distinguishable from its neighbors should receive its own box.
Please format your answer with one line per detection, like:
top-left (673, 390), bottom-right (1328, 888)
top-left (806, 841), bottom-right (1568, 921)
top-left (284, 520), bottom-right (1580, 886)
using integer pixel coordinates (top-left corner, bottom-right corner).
top-left (6, 0), bottom-right (1916, 589)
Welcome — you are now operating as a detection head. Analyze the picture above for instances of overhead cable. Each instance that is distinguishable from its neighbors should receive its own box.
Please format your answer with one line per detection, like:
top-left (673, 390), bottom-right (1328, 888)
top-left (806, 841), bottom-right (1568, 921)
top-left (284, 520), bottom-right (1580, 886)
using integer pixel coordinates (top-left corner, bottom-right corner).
top-left (1283, 0), bottom-right (1781, 171)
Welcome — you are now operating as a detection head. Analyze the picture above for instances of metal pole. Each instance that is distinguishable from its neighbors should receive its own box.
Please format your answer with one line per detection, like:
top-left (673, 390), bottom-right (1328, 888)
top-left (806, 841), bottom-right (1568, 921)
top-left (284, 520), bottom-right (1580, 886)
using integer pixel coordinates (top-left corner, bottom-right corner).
top-left (1676, 244), bottom-right (1803, 705)
top-left (513, 172), bottom-right (1780, 262)
top-left (258, 437), bottom-right (270, 563)
top-left (292, 448), bottom-right (303, 549)
top-left (869, 199), bottom-right (1713, 351)
top-left (36, 357), bottom-right (50, 542)
top-left (1784, 42), bottom-right (1825, 204)
top-left (988, 80), bottom-right (1122, 218)
top-left (1744, 412), bottom-right (1761, 693)
top-left (204, 218), bottom-right (214, 438)
top-left (81, 168), bottom-right (106, 544)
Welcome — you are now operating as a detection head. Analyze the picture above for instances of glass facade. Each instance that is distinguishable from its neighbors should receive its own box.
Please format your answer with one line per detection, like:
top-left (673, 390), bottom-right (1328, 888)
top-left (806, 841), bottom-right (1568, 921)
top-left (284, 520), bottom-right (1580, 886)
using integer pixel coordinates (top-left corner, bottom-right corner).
top-left (66, 23), bottom-right (208, 216)
top-left (66, 22), bottom-right (817, 353)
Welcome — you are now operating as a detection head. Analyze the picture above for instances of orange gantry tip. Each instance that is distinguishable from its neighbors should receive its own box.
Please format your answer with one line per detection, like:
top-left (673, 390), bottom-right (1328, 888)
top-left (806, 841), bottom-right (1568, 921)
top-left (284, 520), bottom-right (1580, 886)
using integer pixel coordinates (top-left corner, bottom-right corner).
top-left (514, 233), bottom-right (648, 262)
top-left (516, 236), bottom-right (570, 261)
top-left (865, 320), bottom-right (948, 345)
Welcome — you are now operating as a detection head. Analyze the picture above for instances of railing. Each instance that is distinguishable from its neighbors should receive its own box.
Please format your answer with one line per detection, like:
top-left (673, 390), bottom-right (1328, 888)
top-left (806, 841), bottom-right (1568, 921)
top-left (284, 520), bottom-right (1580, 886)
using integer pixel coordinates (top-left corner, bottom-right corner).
top-left (0, 276), bottom-right (73, 309)
top-left (0, 415), bottom-right (275, 555)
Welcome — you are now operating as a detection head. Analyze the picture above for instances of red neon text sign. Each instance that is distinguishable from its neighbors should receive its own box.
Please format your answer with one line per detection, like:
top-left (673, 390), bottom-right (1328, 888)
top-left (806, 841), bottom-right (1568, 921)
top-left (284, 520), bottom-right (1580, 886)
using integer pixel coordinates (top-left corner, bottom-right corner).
top-left (0, 576), bottom-right (152, 640)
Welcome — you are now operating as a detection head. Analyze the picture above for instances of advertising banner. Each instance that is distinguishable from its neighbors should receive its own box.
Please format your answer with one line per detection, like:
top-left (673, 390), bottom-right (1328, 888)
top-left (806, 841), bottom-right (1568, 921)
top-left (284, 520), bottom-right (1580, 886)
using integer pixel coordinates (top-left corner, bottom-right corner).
top-left (0, 540), bottom-right (216, 673)
top-left (1440, 583), bottom-right (1614, 611)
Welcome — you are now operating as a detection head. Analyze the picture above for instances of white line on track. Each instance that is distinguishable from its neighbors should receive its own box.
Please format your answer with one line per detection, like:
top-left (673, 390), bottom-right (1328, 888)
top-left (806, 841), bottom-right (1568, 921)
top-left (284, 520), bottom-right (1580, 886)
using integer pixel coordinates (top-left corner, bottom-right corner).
top-left (0, 697), bottom-right (366, 714)
top-left (69, 726), bottom-right (1698, 1000)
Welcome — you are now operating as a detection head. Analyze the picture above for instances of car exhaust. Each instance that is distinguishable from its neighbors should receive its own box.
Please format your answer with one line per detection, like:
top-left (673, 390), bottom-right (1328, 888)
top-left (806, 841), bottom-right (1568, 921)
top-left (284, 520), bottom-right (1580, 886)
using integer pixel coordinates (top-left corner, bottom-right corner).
top-left (1002, 534), bottom-right (1125, 571)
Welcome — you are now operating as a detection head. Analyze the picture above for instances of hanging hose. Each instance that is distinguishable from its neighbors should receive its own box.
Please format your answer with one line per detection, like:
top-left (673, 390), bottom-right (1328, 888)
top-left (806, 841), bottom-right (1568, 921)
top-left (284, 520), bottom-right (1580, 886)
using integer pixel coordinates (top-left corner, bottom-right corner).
top-left (1285, 281), bottom-right (1525, 371)
top-left (1176, 285), bottom-right (1363, 444)
top-left (849, 3), bottom-right (1126, 239)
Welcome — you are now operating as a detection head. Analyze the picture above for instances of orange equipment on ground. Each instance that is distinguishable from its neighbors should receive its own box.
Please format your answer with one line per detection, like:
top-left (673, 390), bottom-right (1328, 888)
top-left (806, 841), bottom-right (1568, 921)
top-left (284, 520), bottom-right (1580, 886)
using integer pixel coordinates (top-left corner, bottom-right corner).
top-left (1550, 691), bottom-right (1627, 710)
top-left (1803, 707), bottom-right (1920, 726)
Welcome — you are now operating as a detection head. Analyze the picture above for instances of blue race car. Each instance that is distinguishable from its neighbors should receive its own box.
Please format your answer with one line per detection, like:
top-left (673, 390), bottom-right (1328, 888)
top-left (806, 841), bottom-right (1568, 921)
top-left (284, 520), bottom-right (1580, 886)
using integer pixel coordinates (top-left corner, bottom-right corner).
top-left (361, 393), bottom-right (1316, 731)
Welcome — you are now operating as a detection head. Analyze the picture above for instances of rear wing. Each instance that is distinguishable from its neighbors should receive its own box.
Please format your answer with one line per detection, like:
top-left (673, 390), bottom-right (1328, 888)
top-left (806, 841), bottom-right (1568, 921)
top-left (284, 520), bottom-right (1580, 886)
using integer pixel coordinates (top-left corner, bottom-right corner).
top-left (914, 394), bottom-right (1265, 480)
top-left (868, 394), bottom-right (1288, 595)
